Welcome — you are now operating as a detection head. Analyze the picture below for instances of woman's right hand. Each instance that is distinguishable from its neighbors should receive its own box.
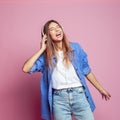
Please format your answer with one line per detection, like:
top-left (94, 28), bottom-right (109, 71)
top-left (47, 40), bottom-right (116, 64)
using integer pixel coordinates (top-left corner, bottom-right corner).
top-left (40, 34), bottom-right (47, 51)
top-left (22, 34), bottom-right (48, 73)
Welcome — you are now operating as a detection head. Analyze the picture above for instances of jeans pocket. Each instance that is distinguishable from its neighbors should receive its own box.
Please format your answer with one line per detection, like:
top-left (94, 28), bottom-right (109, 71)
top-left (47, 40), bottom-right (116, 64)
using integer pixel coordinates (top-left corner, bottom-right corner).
top-left (53, 90), bottom-right (61, 96)
top-left (75, 87), bottom-right (85, 94)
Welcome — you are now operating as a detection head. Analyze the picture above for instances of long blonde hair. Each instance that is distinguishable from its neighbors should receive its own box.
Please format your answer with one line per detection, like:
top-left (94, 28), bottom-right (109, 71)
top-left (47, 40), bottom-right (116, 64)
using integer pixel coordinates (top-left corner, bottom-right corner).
top-left (41, 20), bottom-right (73, 68)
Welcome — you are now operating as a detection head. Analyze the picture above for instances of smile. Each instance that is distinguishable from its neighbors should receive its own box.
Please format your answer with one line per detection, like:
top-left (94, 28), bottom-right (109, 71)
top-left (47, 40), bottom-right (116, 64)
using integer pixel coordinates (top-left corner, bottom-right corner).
top-left (56, 32), bottom-right (62, 38)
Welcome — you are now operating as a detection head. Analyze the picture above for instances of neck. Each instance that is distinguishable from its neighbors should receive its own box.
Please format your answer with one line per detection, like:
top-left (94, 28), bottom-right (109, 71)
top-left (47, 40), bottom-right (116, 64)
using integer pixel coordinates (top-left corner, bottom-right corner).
top-left (54, 41), bottom-right (63, 51)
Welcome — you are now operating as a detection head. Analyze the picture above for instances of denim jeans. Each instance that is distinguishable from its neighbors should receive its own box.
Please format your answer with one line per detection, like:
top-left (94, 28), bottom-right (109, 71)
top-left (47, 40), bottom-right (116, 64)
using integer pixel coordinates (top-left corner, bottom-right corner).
top-left (52, 87), bottom-right (94, 120)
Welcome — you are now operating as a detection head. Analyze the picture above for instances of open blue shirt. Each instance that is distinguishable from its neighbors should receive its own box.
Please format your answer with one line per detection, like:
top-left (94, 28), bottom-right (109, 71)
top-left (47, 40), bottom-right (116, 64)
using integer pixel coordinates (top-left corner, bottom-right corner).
top-left (29, 42), bottom-right (96, 120)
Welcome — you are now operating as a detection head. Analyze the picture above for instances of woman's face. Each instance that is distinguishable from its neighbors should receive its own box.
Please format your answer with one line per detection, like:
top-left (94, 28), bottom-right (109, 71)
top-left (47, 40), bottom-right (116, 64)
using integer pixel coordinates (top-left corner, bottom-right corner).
top-left (48, 22), bottom-right (63, 42)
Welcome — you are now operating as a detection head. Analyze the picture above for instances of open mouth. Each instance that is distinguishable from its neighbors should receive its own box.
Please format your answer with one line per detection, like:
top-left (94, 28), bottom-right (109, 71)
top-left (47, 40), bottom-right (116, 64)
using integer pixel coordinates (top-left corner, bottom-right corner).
top-left (56, 32), bottom-right (62, 38)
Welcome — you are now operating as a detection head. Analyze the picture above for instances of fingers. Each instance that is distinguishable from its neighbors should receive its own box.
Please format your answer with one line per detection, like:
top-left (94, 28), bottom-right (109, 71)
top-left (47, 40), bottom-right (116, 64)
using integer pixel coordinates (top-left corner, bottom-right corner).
top-left (102, 92), bottom-right (111, 101)
top-left (40, 34), bottom-right (48, 50)
top-left (42, 34), bottom-right (47, 40)
top-left (43, 34), bottom-right (47, 38)
top-left (102, 94), bottom-right (108, 101)
top-left (41, 34), bottom-right (47, 44)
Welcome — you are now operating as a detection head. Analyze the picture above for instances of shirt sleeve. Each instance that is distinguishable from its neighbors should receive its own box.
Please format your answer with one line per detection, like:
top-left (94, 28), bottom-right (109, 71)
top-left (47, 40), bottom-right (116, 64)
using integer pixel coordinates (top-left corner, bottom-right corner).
top-left (77, 43), bottom-right (91, 75)
top-left (29, 54), bottom-right (45, 74)
top-left (82, 51), bottom-right (91, 75)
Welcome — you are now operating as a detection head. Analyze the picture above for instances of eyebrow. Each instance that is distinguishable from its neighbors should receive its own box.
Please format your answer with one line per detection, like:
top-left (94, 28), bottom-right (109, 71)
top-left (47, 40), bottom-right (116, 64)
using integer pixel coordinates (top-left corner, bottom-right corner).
top-left (49, 24), bottom-right (60, 29)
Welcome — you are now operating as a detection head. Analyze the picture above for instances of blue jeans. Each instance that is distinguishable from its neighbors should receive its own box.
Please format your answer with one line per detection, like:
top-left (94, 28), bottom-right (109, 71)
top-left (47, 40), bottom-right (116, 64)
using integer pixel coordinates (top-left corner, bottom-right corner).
top-left (52, 87), bottom-right (94, 120)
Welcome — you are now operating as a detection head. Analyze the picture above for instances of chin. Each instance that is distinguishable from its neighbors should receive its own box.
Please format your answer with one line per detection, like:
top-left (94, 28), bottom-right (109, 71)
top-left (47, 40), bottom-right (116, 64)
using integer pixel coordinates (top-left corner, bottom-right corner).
top-left (58, 38), bottom-right (63, 41)
top-left (52, 39), bottom-right (62, 43)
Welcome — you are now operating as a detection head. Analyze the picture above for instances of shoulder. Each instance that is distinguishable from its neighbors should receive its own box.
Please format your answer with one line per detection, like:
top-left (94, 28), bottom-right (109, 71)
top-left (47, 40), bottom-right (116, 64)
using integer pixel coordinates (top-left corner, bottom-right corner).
top-left (69, 42), bottom-right (87, 56)
top-left (69, 42), bottom-right (82, 51)
top-left (37, 53), bottom-right (45, 63)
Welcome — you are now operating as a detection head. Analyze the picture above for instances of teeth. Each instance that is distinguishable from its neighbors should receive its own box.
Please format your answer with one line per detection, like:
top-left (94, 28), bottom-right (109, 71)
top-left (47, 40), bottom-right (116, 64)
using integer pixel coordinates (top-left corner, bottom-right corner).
top-left (56, 33), bottom-right (61, 37)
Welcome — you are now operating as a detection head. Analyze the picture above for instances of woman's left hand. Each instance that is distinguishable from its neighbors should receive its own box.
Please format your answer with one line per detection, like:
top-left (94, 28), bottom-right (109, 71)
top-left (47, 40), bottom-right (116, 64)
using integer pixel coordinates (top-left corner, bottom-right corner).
top-left (100, 89), bottom-right (111, 101)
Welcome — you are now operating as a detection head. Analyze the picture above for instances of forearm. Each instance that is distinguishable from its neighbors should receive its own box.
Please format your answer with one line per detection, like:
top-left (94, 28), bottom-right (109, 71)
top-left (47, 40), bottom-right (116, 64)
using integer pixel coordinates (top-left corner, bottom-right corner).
top-left (22, 48), bottom-right (45, 73)
top-left (85, 72), bottom-right (105, 93)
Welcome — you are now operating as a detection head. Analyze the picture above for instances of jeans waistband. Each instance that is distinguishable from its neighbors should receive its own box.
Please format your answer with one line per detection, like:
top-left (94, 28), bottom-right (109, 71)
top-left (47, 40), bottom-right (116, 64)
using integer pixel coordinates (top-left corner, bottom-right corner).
top-left (53, 86), bottom-right (83, 92)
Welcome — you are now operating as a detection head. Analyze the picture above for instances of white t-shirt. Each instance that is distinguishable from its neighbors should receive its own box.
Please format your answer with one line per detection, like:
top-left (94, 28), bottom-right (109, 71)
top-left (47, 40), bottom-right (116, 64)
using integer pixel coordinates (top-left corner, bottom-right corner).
top-left (52, 51), bottom-right (82, 89)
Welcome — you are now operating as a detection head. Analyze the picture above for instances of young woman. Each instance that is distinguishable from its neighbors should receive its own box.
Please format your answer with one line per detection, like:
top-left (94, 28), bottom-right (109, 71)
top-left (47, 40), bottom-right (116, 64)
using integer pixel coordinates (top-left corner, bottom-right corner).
top-left (22, 20), bottom-right (111, 120)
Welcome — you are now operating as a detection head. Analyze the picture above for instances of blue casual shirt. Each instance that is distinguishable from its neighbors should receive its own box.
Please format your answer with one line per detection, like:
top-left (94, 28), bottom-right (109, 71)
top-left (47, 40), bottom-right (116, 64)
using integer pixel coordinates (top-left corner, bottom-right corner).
top-left (29, 42), bottom-right (96, 120)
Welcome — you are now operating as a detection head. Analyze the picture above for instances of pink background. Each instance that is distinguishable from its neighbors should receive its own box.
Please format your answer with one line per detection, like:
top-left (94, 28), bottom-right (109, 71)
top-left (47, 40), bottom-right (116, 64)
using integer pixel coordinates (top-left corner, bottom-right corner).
top-left (0, 0), bottom-right (120, 120)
